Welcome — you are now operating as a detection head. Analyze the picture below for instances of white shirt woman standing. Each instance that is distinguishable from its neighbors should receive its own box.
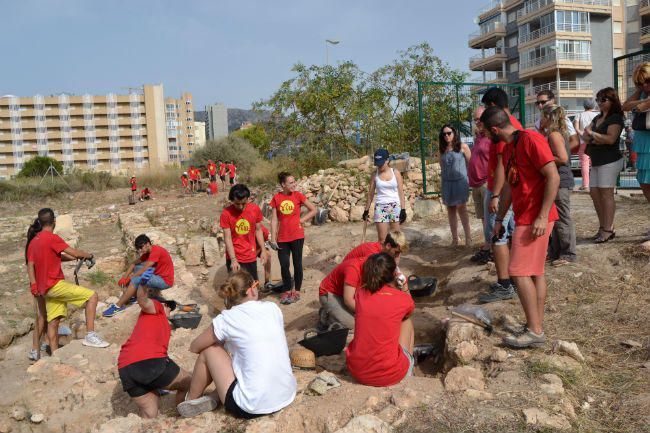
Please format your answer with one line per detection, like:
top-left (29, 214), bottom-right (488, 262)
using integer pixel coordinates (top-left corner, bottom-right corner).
top-left (363, 149), bottom-right (406, 242)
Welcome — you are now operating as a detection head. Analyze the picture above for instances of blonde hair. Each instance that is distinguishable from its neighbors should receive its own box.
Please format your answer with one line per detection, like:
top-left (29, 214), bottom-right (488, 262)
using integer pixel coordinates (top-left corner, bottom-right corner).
top-left (541, 104), bottom-right (568, 137)
top-left (633, 62), bottom-right (650, 87)
top-left (218, 271), bottom-right (254, 309)
top-left (385, 230), bottom-right (409, 254)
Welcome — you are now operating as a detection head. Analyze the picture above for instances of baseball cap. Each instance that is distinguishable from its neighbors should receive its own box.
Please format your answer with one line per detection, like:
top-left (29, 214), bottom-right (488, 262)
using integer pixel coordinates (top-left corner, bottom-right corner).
top-left (374, 148), bottom-right (389, 166)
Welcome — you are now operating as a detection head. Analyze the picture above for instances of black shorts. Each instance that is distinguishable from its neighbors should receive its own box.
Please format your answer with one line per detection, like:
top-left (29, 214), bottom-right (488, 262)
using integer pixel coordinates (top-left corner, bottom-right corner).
top-left (226, 259), bottom-right (258, 280)
top-left (220, 175), bottom-right (226, 181)
top-left (118, 357), bottom-right (180, 398)
top-left (229, 177), bottom-right (235, 185)
top-left (210, 175), bottom-right (216, 182)
top-left (224, 380), bottom-right (262, 419)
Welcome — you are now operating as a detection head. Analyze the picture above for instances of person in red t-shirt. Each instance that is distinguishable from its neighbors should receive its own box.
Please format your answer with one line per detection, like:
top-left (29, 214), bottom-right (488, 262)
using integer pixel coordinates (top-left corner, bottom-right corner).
top-left (139, 187), bottom-right (152, 201)
top-left (346, 252), bottom-right (415, 386)
top-left (318, 256), bottom-right (366, 330)
top-left (103, 234), bottom-right (175, 318)
top-left (218, 160), bottom-right (227, 190)
top-left (478, 87), bottom-right (525, 304)
top-left (130, 176), bottom-right (137, 202)
top-left (255, 224), bottom-right (273, 288)
top-left (208, 180), bottom-right (218, 195)
top-left (207, 159), bottom-right (217, 182)
top-left (269, 171), bottom-right (317, 305)
top-left (25, 208), bottom-right (109, 353)
top-left (188, 166), bottom-right (197, 194)
top-left (481, 107), bottom-right (559, 349)
top-left (220, 184), bottom-right (269, 280)
top-left (181, 173), bottom-right (190, 194)
top-left (118, 288), bottom-right (191, 418)
top-left (343, 230), bottom-right (408, 261)
top-left (228, 161), bottom-right (237, 185)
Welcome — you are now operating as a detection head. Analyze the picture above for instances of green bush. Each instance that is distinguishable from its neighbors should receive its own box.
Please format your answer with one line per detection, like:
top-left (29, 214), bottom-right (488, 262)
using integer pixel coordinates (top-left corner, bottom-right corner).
top-left (18, 156), bottom-right (64, 178)
top-left (188, 137), bottom-right (263, 179)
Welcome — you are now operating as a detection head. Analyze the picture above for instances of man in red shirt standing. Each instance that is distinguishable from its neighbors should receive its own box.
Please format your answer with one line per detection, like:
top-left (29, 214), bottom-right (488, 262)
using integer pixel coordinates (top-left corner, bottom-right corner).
top-left (188, 166), bottom-right (197, 194)
top-left (130, 176), bottom-right (137, 203)
top-left (227, 161), bottom-right (237, 186)
top-left (318, 256), bottom-right (366, 330)
top-left (218, 160), bottom-right (227, 190)
top-left (220, 184), bottom-right (269, 279)
top-left (207, 160), bottom-right (217, 183)
top-left (26, 208), bottom-right (109, 351)
top-left (103, 234), bottom-right (175, 317)
top-left (481, 107), bottom-right (559, 348)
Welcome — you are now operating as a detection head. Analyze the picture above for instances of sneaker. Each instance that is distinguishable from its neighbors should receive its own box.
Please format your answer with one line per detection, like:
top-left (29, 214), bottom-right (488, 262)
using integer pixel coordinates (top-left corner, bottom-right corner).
top-left (478, 283), bottom-right (517, 304)
top-left (478, 251), bottom-right (493, 265)
top-left (503, 330), bottom-right (545, 348)
top-left (288, 290), bottom-right (301, 303)
top-left (412, 344), bottom-right (435, 365)
top-left (177, 395), bottom-right (218, 418)
top-left (28, 349), bottom-right (39, 361)
top-left (102, 304), bottom-right (126, 317)
top-left (128, 296), bottom-right (137, 305)
top-left (40, 342), bottom-right (52, 356)
top-left (280, 292), bottom-right (292, 305)
top-left (503, 322), bottom-right (527, 336)
top-left (470, 249), bottom-right (489, 263)
top-left (82, 332), bottom-right (110, 348)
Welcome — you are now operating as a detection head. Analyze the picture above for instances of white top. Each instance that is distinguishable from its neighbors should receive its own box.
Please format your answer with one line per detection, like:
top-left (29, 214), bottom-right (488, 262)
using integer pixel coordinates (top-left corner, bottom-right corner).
top-left (213, 300), bottom-right (296, 414)
top-left (576, 110), bottom-right (599, 144)
top-left (374, 168), bottom-right (399, 205)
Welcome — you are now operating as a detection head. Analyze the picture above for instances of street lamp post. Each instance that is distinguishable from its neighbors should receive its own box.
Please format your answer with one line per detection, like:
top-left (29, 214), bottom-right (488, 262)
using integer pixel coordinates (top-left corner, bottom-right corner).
top-left (325, 39), bottom-right (340, 65)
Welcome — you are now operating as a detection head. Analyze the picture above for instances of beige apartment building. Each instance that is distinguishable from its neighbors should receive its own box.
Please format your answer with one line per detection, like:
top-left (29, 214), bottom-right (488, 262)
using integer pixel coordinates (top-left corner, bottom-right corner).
top-left (469, 0), bottom-right (628, 126)
top-left (0, 84), bottom-right (193, 179)
top-left (164, 92), bottom-right (195, 163)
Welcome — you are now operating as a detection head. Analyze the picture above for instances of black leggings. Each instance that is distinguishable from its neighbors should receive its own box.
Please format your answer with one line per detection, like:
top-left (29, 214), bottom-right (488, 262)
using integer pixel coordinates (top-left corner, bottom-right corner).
top-left (278, 238), bottom-right (304, 292)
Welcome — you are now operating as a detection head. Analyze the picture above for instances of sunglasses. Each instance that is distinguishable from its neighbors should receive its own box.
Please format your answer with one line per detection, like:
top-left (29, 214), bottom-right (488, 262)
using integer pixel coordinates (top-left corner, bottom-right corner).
top-left (442, 131), bottom-right (454, 136)
top-left (597, 97), bottom-right (610, 104)
top-left (535, 99), bottom-right (549, 106)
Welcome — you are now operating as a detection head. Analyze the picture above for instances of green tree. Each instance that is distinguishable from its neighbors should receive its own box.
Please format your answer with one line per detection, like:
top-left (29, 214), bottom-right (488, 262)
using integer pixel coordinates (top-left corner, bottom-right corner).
top-left (231, 124), bottom-right (271, 154)
top-left (188, 136), bottom-right (262, 175)
top-left (18, 156), bottom-right (64, 178)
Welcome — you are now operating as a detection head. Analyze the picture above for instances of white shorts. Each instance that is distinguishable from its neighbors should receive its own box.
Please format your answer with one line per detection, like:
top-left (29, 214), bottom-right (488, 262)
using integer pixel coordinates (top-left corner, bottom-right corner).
top-left (374, 202), bottom-right (400, 223)
top-left (590, 158), bottom-right (623, 188)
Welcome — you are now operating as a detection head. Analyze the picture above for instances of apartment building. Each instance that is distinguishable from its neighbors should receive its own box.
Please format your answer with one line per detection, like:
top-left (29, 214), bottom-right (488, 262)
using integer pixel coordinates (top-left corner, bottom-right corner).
top-left (194, 121), bottom-right (206, 149)
top-left (0, 84), bottom-right (194, 179)
top-left (469, 0), bottom-right (624, 126)
top-left (205, 103), bottom-right (229, 140)
top-left (164, 92), bottom-right (195, 163)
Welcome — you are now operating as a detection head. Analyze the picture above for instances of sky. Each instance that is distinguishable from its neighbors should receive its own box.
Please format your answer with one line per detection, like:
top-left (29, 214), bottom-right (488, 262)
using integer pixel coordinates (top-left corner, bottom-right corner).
top-left (0, 0), bottom-right (478, 109)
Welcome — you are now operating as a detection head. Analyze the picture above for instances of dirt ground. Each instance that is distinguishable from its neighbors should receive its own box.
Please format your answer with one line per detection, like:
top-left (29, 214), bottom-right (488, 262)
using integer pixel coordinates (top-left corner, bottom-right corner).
top-left (0, 186), bottom-right (648, 433)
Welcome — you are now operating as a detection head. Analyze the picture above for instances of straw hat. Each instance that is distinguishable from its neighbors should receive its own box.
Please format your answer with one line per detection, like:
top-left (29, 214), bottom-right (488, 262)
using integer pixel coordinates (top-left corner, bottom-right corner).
top-left (290, 347), bottom-right (316, 369)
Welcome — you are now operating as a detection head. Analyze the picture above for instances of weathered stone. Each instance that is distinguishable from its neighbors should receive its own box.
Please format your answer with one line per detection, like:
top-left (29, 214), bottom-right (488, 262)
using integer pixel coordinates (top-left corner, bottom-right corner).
top-left (640, 240), bottom-right (650, 252)
top-left (444, 366), bottom-right (485, 392)
top-left (541, 354), bottom-right (583, 374)
top-left (308, 371), bottom-right (341, 395)
top-left (183, 237), bottom-right (204, 266)
top-left (349, 206), bottom-right (365, 222)
top-left (10, 407), bottom-right (26, 421)
top-left (523, 408), bottom-right (572, 431)
top-left (413, 198), bottom-right (443, 220)
top-left (203, 237), bottom-right (220, 267)
top-left (334, 415), bottom-right (393, 433)
top-left (30, 413), bottom-right (44, 424)
top-left (0, 418), bottom-right (12, 433)
top-left (490, 348), bottom-right (509, 362)
top-left (452, 340), bottom-right (479, 364)
top-left (464, 389), bottom-right (494, 400)
top-left (53, 214), bottom-right (77, 243)
top-left (96, 256), bottom-right (125, 275)
top-left (553, 340), bottom-right (585, 362)
top-left (329, 206), bottom-right (349, 223)
top-left (540, 373), bottom-right (564, 396)
top-left (245, 419), bottom-right (277, 433)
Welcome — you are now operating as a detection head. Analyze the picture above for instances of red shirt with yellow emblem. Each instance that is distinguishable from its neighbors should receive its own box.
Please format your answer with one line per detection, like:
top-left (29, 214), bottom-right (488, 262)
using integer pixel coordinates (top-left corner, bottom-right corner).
top-left (220, 203), bottom-right (263, 263)
top-left (269, 191), bottom-right (306, 243)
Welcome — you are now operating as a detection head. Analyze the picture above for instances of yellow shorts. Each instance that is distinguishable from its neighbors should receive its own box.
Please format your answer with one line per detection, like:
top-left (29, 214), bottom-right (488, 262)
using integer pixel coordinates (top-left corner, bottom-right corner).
top-left (45, 280), bottom-right (94, 322)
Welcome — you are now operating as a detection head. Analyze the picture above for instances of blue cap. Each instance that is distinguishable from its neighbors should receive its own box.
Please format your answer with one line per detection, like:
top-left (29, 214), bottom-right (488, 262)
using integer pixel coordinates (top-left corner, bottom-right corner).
top-left (374, 148), bottom-right (389, 166)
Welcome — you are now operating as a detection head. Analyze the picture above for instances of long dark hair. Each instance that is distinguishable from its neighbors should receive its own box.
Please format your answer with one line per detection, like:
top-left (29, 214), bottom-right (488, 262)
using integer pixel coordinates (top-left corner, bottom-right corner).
top-left (438, 124), bottom-right (461, 155)
top-left (596, 87), bottom-right (623, 119)
top-left (361, 252), bottom-right (397, 294)
top-left (25, 208), bottom-right (55, 264)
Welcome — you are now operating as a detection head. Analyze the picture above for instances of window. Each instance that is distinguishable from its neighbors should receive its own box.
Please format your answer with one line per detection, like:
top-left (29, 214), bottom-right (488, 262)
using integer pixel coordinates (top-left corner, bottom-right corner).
top-left (507, 11), bottom-right (517, 23)
top-left (507, 34), bottom-right (517, 47)
top-left (35, 104), bottom-right (44, 111)
top-left (186, 109), bottom-right (191, 114)
top-left (613, 22), bottom-right (622, 33)
top-left (60, 114), bottom-right (70, 121)
top-left (84, 102), bottom-right (92, 110)
top-left (37, 127), bottom-right (47, 133)
top-left (509, 61), bottom-right (518, 72)
top-left (185, 100), bottom-right (191, 105)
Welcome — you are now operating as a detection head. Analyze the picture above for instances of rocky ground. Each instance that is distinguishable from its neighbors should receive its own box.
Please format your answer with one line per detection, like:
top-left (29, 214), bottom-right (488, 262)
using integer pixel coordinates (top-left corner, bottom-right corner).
top-left (0, 178), bottom-right (649, 433)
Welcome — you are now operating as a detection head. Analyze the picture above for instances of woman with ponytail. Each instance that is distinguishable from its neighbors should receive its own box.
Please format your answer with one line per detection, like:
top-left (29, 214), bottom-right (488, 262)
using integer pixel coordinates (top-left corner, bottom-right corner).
top-left (26, 212), bottom-right (51, 361)
top-left (178, 271), bottom-right (296, 419)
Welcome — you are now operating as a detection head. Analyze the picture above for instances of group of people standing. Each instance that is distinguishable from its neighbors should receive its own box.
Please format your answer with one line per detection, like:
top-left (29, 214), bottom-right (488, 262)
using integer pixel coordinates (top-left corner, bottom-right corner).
top-left (181, 160), bottom-right (237, 195)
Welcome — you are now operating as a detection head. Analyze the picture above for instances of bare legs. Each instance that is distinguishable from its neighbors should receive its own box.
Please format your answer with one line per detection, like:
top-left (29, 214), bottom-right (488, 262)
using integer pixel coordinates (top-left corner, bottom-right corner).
top-left (511, 275), bottom-right (547, 335)
top-left (590, 187), bottom-right (616, 241)
top-left (32, 296), bottom-right (48, 355)
top-left (446, 204), bottom-right (471, 246)
top-left (399, 318), bottom-right (414, 354)
top-left (47, 291), bottom-right (98, 352)
top-left (116, 283), bottom-right (137, 308)
top-left (132, 369), bottom-right (191, 418)
top-left (187, 345), bottom-right (236, 405)
top-left (376, 222), bottom-right (389, 243)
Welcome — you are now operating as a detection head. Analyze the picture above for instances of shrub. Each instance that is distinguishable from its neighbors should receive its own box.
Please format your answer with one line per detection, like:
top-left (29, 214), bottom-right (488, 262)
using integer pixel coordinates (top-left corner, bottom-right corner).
top-left (189, 137), bottom-right (263, 179)
top-left (18, 156), bottom-right (64, 178)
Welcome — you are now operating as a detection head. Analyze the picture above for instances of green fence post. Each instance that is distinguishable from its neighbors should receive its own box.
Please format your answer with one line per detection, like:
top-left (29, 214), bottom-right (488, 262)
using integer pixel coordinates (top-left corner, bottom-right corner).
top-left (417, 81), bottom-right (428, 195)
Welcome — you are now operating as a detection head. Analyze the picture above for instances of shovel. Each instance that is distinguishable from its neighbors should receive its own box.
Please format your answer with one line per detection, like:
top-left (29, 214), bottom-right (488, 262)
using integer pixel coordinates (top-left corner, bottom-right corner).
top-left (451, 311), bottom-right (494, 335)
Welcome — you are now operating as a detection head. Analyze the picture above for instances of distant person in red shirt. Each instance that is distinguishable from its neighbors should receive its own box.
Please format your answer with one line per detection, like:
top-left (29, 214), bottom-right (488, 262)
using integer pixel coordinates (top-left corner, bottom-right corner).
top-left (181, 172), bottom-right (190, 194)
top-left (481, 107), bottom-right (559, 349)
top-left (207, 160), bottom-right (217, 182)
top-left (228, 161), bottom-right (237, 185)
top-left (130, 176), bottom-right (137, 202)
top-left (208, 180), bottom-right (218, 195)
top-left (346, 252), bottom-right (415, 387)
top-left (118, 289), bottom-right (191, 418)
top-left (103, 234), bottom-right (175, 317)
top-left (26, 208), bottom-right (109, 352)
top-left (188, 166), bottom-right (198, 194)
top-left (269, 172), bottom-right (317, 305)
top-left (318, 256), bottom-right (366, 330)
top-left (139, 187), bottom-right (152, 201)
top-left (218, 160), bottom-right (227, 190)
top-left (220, 184), bottom-right (269, 280)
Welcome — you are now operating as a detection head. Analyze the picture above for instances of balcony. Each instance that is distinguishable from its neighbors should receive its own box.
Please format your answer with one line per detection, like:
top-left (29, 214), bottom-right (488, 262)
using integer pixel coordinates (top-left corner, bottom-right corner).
top-left (469, 47), bottom-right (508, 70)
top-left (642, 25), bottom-right (650, 45)
top-left (519, 23), bottom-right (590, 46)
top-left (472, 71), bottom-right (508, 84)
top-left (524, 80), bottom-right (593, 102)
top-left (519, 52), bottom-right (591, 78)
top-left (478, 0), bottom-right (504, 20)
top-left (517, 0), bottom-right (611, 23)
top-left (642, 0), bottom-right (650, 17)
top-left (468, 21), bottom-right (507, 48)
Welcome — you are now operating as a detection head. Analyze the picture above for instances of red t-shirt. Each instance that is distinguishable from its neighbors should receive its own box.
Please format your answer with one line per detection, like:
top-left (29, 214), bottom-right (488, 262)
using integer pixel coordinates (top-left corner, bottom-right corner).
top-left (487, 114), bottom-right (523, 192)
top-left (319, 257), bottom-right (365, 297)
top-left (219, 163), bottom-right (226, 176)
top-left (26, 231), bottom-right (69, 295)
top-left (207, 163), bottom-right (217, 176)
top-left (140, 245), bottom-right (174, 286)
top-left (117, 300), bottom-right (171, 369)
top-left (181, 176), bottom-right (189, 187)
top-left (269, 191), bottom-right (306, 243)
top-left (346, 284), bottom-right (415, 387)
top-left (130, 178), bottom-right (137, 191)
top-left (141, 188), bottom-right (150, 195)
top-left (189, 169), bottom-right (197, 181)
top-left (208, 181), bottom-right (218, 194)
top-left (343, 242), bottom-right (382, 261)
top-left (502, 130), bottom-right (559, 225)
top-left (228, 164), bottom-right (236, 177)
top-left (220, 203), bottom-right (263, 263)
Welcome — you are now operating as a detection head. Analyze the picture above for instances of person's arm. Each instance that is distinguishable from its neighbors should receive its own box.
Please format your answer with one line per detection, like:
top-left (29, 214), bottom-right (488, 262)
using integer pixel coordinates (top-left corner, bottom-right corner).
top-left (569, 133), bottom-right (579, 153)
top-left (189, 323), bottom-right (220, 354)
top-left (548, 132), bottom-right (569, 166)
top-left (461, 143), bottom-right (472, 164)
top-left (255, 222), bottom-right (269, 265)
top-left (532, 162), bottom-right (560, 238)
top-left (590, 124), bottom-right (623, 146)
top-left (489, 154), bottom-right (506, 213)
top-left (363, 175), bottom-right (376, 220)
top-left (300, 199), bottom-right (317, 224)
top-left (61, 251), bottom-right (76, 262)
top-left (270, 208), bottom-right (279, 243)
top-left (394, 170), bottom-right (406, 209)
top-left (130, 260), bottom-right (154, 277)
top-left (573, 117), bottom-right (582, 136)
top-left (622, 88), bottom-right (643, 112)
top-left (27, 261), bottom-right (36, 292)
top-left (342, 284), bottom-right (356, 312)
top-left (136, 285), bottom-right (156, 314)
top-left (62, 247), bottom-right (92, 260)
top-left (492, 183), bottom-right (513, 239)
top-left (223, 228), bottom-right (240, 271)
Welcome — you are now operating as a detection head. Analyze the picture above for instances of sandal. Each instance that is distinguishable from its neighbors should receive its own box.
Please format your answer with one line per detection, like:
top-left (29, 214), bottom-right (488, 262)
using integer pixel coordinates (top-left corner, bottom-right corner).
top-left (594, 229), bottom-right (615, 244)
top-left (592, 227), bottom-right (604, 240)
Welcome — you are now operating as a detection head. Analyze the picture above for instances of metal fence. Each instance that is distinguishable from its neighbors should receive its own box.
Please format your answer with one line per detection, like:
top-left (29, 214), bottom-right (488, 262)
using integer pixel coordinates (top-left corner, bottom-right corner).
top-left (614, 49), bottom-right (650, 189)
top-left (417, 81), bottom-right (525, 195)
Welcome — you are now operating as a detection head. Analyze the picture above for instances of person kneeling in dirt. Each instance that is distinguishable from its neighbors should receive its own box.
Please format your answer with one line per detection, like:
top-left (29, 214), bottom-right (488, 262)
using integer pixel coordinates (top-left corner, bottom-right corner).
top-left (318, 255), bottom-right (367, 330)
top-left (177, 271), bottom-right (296, 419)
top-left (343, 230), bottom-right (408, 261)
top-left (139, 187), bottom-right (152, 201)
top-left (346, 252), bottom-right (415, 386)
top-left (118, 287), bottom-right (191, 418)
top-left (103, 234), bottom-right (174, 317)
top-left (26, 208), bottom-right (109, 351)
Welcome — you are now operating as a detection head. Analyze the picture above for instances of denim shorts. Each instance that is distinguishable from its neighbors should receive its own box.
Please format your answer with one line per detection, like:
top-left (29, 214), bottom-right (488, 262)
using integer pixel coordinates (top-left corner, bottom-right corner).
top-left (401, 346), bottom-right (415, 378)
top-left (131, 265), bottom-right (171, 290)
top-left (483, 190), bottom-right (515, 246)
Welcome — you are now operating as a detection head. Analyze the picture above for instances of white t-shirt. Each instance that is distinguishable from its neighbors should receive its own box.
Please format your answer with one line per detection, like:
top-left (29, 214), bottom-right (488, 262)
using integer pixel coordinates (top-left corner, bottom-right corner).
top-left (213, 301), bottom-right (296, 414)
top-left (576, 110), bottom-right (599, 144)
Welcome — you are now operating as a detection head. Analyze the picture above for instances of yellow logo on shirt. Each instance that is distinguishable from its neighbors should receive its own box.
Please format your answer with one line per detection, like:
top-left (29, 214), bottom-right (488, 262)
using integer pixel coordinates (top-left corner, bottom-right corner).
top-left (279, 200), bottom-right (295, 215)
top-left (235, 218), bottom-right (251, 235)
